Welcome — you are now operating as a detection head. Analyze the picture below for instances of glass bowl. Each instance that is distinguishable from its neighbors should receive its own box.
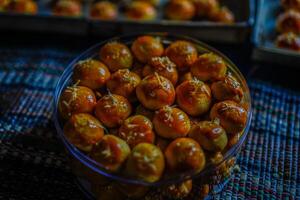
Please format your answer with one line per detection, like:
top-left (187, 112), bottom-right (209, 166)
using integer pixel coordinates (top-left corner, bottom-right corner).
top-left (53, 33), bottom-right (252, 199)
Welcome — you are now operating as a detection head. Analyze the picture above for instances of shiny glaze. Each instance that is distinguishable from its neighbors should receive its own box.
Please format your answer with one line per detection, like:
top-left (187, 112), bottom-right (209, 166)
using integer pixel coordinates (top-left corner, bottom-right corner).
top-left (90, 135), bottom-right (130, 172)
top-left (118, 115), bottom-right (155, 148)
top-left (165, 138), bottom-right (205, 173)
top-left (125, 1), bottom-right (157, 21)
top-left (143, 56), bottom-right (178, 85)
top-left (176, 79), bottom-right (211, 116)
top-left (165, 40), bottom-right (198, 71)
top-left (59, 86), bottom-right (96, 120)
top-left (210, 100), bottom-right (247, 134)
top-left (64, 113), bottom-right (104, 152)
top-left (165, 0), bottom-right (196, 20)
top-left (131, 36), bottom-right (164, 63)
top-left (106, 69), bottom-right (141, 101)
top-left (136, 74), bottom-right (175, 110)
top-left (191, 53), bottom-right (227, 81)
top-left (73, 59), bottom-right (111, 90)
top-left (95, 94), bottom-right (132, 128)
top-left (100, 42), bottom-right (133, 72)
top-left (153, 106), bottom-right (191, 139)
top-left (189, 120), bottom-right (228, 151)
top-left (90, 1), bottom-right (117, 20)
top-left (125, 143), bottom-right (165, 182)
top-left (211, 73), bottom-right (244, 102)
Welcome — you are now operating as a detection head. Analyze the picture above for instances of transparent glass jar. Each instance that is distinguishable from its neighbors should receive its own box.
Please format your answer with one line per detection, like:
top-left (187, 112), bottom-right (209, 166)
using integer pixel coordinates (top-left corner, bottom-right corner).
top-left (53, 33), bottom-right (252, 200)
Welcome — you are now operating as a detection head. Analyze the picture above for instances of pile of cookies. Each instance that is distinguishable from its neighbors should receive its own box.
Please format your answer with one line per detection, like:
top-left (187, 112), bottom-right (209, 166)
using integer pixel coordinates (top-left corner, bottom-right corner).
top-left (90, 0), bottom-right (235, 23)
top-left (57, 35), bottom-right (249, 199)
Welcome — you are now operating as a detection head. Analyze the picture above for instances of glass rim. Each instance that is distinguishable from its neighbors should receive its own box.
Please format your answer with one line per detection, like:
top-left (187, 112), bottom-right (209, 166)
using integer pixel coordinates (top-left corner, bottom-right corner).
top-left (53, 32), bottom-right (252, 187)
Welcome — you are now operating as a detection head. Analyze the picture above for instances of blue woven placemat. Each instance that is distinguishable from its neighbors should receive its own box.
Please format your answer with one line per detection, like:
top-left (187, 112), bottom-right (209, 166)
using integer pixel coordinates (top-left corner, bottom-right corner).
top-left (0, 47), bottom-right (299, 200)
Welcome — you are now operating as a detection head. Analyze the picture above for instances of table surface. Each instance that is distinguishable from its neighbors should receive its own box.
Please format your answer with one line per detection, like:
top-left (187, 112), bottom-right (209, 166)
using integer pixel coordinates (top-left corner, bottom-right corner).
top-left (0, 32), bottom-right (299, 200)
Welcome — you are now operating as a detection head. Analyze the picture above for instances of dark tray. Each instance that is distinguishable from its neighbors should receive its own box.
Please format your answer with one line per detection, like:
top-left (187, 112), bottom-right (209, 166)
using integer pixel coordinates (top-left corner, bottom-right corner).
top-left (0, 0), bottom-right (254, 43)
top-left (90, 0), bottom-right (255, 43)
top-left (253, 0), bottom-right (300, 67)
top-left (0, 13), bottom-right (88, 35)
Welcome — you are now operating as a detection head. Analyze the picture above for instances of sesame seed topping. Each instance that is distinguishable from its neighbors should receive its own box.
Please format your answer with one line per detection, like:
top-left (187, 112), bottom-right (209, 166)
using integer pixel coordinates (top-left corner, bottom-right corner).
top-left (101, 147), bottom-right (112, 158)
top-left (62, 101), bottom-right (70, 107)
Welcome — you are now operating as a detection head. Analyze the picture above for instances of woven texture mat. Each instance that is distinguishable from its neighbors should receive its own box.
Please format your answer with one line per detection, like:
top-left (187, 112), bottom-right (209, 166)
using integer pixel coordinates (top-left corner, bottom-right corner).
top-left (0, 47), bottom-right (299, 200)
